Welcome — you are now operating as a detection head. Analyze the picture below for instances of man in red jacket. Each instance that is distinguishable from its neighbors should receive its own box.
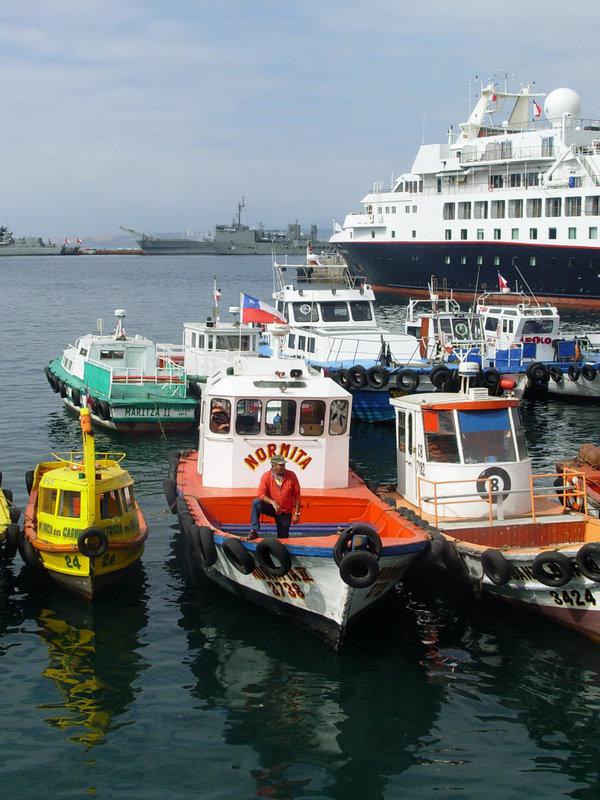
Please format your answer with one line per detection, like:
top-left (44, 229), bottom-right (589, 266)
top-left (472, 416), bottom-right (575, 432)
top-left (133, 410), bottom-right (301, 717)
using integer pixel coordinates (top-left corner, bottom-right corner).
top-left (248, 455), bottom-right (301, 539)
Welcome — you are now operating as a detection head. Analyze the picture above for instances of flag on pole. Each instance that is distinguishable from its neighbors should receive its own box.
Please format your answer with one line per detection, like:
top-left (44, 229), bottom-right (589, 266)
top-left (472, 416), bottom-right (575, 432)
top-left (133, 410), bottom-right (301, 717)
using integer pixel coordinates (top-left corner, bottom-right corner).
top-left (76, 237), bottom-right (83, 244)
top-left (533, 99), bottom-right (542, 118)
top-left (240, 292), bottom-right (286, 324)
top-left (64, 238), bottom-right (71, 244)
top-left (498, 272), bottom-right (509, 290)
top-left (213, 278), bottom-right (222, 303)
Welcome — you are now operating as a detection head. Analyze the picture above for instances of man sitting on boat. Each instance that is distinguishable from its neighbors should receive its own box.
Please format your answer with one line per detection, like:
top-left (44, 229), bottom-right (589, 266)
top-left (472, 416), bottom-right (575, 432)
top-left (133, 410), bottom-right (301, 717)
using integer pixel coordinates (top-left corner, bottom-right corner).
top-left (249, 455), bottom-right (301, 539)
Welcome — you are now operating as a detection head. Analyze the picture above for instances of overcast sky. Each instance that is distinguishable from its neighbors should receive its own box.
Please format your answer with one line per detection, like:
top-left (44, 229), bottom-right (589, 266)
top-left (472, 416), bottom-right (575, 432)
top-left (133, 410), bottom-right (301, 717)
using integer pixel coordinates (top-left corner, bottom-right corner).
top-left (3, 1), bottom-right (600, 238)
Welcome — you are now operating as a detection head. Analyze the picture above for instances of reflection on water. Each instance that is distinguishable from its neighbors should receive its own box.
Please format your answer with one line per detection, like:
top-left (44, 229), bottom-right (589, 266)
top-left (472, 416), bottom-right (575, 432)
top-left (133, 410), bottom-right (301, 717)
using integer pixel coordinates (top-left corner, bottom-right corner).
top-left (31, 570), bottom-right (149, 748)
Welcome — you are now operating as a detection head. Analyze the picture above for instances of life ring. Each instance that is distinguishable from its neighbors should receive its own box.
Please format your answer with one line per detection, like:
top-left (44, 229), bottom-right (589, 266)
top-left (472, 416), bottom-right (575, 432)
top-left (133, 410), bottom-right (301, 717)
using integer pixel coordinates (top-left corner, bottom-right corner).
top-left (397, 369), bottom-right (420, 391)
top-left (334, 523), bottom-right (382, 566)
top-left (482, 368), bottom-right (500, 389)
top-left (162, 478), bottom-right (179, 513)
top-left (255, 539), bottom-right (292, 577)
top-left (429, 365), bottom-right (452, 391)
top-left (338, 550), bottom-right (380, 588)
top-left (554, 474), bottom-right (584, 512)
top-left (576, 542), bottom-right (600, 582)
top-left (337, 369), bottom-right (351, 390)
top-left (222, 538), bottom-right (255, 574)
top-left (481, 548), bottom-right (512, 586)
top-left (4, 523), bottom-right (19, 560)
top-left (548, 365), bottom-right (564, 384)
top-left (25, 470), bottom-right (34, 495)
top-left (71, 387), bottom-right (82, 407)
top-left (77, 528), bottom-right (109, 559)
top-left (531, 551), bottom-right (573, 587)
top-left (582, 364), bottom-right (597, 381)
top-left (526, 362), bottom-right (550, 384)
top-left (188, 379), bottom-right (202, 400)
top-left (366, 365), bottom-right (390, 389)
top-left (96, 400), bottom-right (111, 421)
top-left (348, 364), bottom-right (368, 389)
top-left (567, 365), bottom-right (581, 382)
top-left (440, 539), bottom-right (469, 579)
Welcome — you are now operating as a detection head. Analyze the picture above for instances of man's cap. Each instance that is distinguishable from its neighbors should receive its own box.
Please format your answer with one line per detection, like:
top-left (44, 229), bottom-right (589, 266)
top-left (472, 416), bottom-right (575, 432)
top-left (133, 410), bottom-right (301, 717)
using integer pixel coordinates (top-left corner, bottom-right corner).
top-left (270, 455), bottom-right (286, 465)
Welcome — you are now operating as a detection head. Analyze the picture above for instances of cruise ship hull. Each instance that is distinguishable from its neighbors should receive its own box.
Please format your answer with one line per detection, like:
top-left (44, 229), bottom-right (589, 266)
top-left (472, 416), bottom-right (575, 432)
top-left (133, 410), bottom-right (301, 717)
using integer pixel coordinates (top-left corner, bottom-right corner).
top-left (338, 241), bottom-right (600, 308)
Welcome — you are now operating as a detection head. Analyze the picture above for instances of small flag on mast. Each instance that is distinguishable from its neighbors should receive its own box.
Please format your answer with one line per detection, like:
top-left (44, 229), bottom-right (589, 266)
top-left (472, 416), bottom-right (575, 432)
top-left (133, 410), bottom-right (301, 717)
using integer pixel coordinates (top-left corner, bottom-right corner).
top-left (498, 272), bottom-right (509, 291)
top-left (213, 278), bottom-right (222, 303)
top-left (533, 99), bottom-right (542, 118)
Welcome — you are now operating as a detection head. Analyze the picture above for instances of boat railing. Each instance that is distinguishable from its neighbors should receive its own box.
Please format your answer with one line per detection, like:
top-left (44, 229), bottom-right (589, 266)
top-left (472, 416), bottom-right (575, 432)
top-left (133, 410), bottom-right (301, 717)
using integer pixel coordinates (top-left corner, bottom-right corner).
top-left (85, 355), bottom-right (186, 386)
top-left (157, 343), bottom-right (185, 364)
top-left (272, 260), bottom-right (363, 293)
top-left (52, 450), bottom-right (126, 466)
top-left (417, 470), bottom-right (587, 527)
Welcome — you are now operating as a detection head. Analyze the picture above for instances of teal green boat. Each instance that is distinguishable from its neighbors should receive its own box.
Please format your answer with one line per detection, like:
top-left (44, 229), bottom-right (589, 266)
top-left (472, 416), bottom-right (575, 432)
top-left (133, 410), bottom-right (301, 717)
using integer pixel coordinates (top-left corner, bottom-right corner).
top-left (44, 310), bottom-right (199, 434)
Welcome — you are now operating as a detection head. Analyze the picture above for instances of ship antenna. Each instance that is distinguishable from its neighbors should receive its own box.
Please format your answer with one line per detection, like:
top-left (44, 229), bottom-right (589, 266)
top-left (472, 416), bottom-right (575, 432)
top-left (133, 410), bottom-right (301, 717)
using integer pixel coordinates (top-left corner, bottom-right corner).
top-left (237, 197), bottom-right (245, 228)
top-left (513, 264), bottom-right (541, 308)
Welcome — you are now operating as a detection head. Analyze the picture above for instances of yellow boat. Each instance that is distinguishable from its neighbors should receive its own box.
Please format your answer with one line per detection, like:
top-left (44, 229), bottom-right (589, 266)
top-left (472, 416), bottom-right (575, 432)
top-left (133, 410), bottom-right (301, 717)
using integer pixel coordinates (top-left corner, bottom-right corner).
top-left (21, 407), bottom-right (148, 598)
top-left (0, 473), bottom-right (20, 560)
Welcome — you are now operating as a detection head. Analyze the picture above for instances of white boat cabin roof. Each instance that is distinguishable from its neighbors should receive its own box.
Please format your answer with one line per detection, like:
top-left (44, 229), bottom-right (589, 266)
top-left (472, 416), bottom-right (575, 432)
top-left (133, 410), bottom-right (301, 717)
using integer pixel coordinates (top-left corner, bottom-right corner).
top-left (390, 388), bottom-right (519, 411)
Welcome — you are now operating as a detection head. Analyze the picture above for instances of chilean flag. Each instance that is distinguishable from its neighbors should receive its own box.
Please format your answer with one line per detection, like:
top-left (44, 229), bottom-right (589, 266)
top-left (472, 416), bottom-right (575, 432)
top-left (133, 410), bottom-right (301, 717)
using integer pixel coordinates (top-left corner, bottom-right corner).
top-left (498, 272), bottom-right (509, 290)
top-left (533, 99), bottom-right (542, 118)
top-left (240, 292), bottom-right (286, 324)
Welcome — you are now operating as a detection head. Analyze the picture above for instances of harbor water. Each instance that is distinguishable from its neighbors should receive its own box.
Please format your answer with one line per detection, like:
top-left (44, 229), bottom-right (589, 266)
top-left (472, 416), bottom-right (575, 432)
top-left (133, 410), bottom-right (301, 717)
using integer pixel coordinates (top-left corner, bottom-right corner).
top-left (2, 255), bottom-right (600, 799)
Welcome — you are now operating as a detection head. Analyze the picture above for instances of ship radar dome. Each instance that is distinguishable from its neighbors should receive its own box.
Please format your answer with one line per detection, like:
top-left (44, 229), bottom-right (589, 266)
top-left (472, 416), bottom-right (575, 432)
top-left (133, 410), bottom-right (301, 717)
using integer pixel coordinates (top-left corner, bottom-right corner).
top-left (544, 88), bottom-right (581, 122)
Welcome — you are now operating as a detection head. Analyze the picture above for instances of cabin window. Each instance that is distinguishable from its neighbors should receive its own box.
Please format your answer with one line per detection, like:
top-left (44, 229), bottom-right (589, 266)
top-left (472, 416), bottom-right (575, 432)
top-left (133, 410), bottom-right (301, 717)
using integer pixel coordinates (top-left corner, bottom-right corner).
top-left (526, 198), bottom-right (542, 218)
top-left (445, 230), bottom-right (452, 240)
top-left (58, 490), bottom-right (81, 518)
top-left (474, 201), bottom-right (488, 219)
top-left (590, 227), bottom-right (598, 239)
top-left (522, 319), bottom-right (554, 334)
top-left (236, 399), bottom-right (262, 435)
top-left (510, 407), bottom-right (528, 461)
top-left (292, 302), bottom-right (319, 323)
top-left (39, 488), bottom-right (57, 515)
top-left (511, 228), bottom-right (519, 240)
top-left (485, 316), bottom-right (499, 333)
top-left (568, 227), bottom-right (577, 240)
top-left (491, 201), bottom-right (505, 219)
top-left (423, 410), bottom-right (459, 463)
top-left (493, 229), bottom-right (501, 240)
top-left (548, 228), bottom-right (557, 239)
top-left (62, 357), bottom-right (72, 371)
top-left (545, 198), bottom-right (561, 217)
top-left (397, 410), bottom-right (406, 452)
top-left (121, 485), bottom-right (135, 512)
top-left (99, 350), bottom-right (125, 360)
top-left (349, 301), bottom-right (372, 321)
top-left (99, 490), bottom-right (123, 519)
top-left (529, 228), bottom-right (538, 239)
top-left (565, 197), bottom-right (582, 217)
top-left (307, 338), bottom-right (315, 353)
top-left (209, 398), bottom-right (231, 434)
top-left (477, 230), bottom-right (484, 240)
top-left (300, 400), bottom-right (326, 436)
top-left (288, 334), bottom-right (295, 349)
top-left (461, 229), bottom-right (467, 240)
top-left (239, 335), bottom-right (252, 351)
top-left (443, 203), bottom-right (455, 220)
top-left (508, 199), bottom-right (523, 218)
top-left (215, 335), bottom-right (241, 350)
top-left (298, 335), bottom-right (306, 350)
top-left (79, 347), bottom-right (88, 356)
top-left (502, 319), bottom-right (514, 333)
top-left (458, 202), bottom-right (471, 220)
top-left (265, 400), bottom-right (296, 436)
top-left (191, 333), bottom-right (197, 347)
top-left (329, 399), bottom-right (349, 435)
top-left (320, 302), bottom-right (349, 322)
top-left (585, 196), bottom-right (600, 216)
top-left (458, 409), bottom-right (516, 464)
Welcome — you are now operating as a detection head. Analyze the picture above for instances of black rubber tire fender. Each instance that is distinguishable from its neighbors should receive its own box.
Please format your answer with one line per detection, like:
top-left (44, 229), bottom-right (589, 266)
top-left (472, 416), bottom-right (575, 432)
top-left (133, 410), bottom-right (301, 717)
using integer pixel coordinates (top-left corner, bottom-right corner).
top-left (188, 379), bottom-right (202, 400)
top-left (222, 538), bottom-right (255, 575)
top-left (3, 489), bottom-right (12, 503)
top-left (429, 365), bottom-right (452, 391)
top-left (167, 451), bottom-right (181, 482)
top-left (582, 364), bottom-right (597, 382)
top-left (366, 365), bottom-right (390, 390)
top-left (348, 364), bottom-right (368, 389)
top-left (4, 523), bottom-right (19, 559)
top-left (9, 505), bottom-right (20, 524)
top-left (338, 550), bottom-right (380, 589)
top-left (176, 497), bottom-right (193, 536)
top-left (337, 369), bottom-right (351, 390)
top-left (45, 367), bottom-right (59, 392)
top-left (25, 470), bottom-right (34, 495)
top-left (567, 365), bottom-right (581, 382)
top-left (58, 380), bottom-right (68, 398)
top-left (576, 542), bottom-right (600, 582)
top-left (71, 387), bottom-right (82, 407)
top-left (334, 523), bottom-right (382, 566)
top-left (96, 401), bottom-right (111, 421)
top-left (410, 537), bottom-right (445, 573)
top-left (397, 369), bottom-right (420, 391)
top-left (78, 528), bottom-right (109, 559)
top-left (255, 539), bottom-right (292, 577)
top-left (197, 526), bottom-right (217, 567)
top-left (481, 548), bottom-right (512, 586)
top-left (162, 478), bottom-right (179, 514)
top-left (548, 365), bottom-right (564, 384)
top-left (532, 551), bottom-right (574, 587)
top-left (439, 539), bottom-right (469, 578)
top-left (526, 362), bottom-right (550, 384)
top-left (482, 368), bottom-right (501, 389)
top-left (19, 535), bottom-right (42, 570)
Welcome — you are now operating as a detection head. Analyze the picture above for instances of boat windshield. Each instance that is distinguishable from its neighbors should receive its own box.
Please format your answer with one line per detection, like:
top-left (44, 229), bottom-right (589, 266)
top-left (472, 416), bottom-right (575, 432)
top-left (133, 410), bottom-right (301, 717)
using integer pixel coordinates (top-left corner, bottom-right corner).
top-left (320, 302), bottom-right (350, 322)
top-left (458, 409), bottom-right (516, 464)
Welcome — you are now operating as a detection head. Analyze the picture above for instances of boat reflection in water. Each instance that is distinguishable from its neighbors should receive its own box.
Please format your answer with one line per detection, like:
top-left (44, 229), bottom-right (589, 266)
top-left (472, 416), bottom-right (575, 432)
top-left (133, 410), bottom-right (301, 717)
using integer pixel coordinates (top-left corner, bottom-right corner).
top-left (33, 573), bottom-right (149, 747)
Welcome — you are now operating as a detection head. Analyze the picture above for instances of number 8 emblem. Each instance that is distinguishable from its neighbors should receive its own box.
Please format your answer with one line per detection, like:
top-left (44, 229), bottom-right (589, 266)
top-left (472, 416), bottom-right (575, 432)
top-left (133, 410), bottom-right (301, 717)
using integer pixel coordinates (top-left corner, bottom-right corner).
top-left (476, 467), bottom-right (511, 502)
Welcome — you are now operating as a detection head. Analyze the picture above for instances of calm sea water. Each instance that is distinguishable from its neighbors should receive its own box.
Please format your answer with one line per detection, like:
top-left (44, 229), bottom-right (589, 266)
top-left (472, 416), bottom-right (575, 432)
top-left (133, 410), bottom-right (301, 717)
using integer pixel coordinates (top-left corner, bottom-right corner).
top-left (1, 255), bottom-right (600, 799)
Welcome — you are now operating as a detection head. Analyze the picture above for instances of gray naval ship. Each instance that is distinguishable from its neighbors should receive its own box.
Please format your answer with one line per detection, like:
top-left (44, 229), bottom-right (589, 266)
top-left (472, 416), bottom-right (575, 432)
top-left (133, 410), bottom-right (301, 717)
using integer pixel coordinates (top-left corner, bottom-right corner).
top-left (122, 199), bottom-right (328, 255)
top-left (0, 225), bottom-right (79, 256)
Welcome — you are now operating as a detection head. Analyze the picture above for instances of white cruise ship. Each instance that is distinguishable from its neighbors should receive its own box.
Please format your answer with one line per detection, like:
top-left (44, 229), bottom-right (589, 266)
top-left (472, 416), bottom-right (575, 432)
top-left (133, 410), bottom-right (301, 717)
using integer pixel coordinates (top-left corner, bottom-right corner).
top-left (330, 83), bottom-right (600, 307)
